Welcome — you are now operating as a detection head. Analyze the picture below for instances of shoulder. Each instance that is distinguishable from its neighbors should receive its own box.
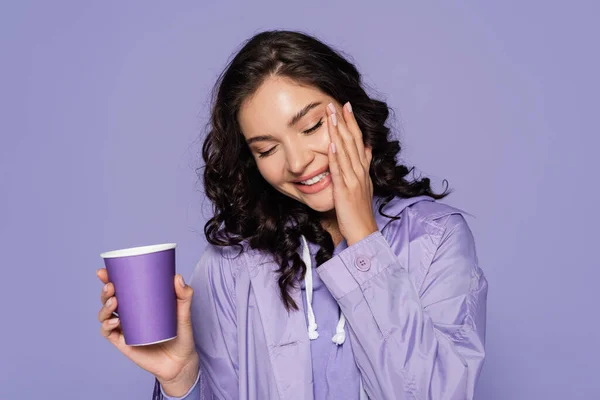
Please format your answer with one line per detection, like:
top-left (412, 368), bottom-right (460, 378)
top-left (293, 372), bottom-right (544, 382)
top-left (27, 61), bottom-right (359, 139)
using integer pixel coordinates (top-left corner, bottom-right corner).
top-left (188, 242), bottom-right (250, 298)
top-left (375, 195), bottom-right (478, 265)
top-left (375, 195), bottom-right (481, 294)
top-left (375, 194), bottom-right (473, 236)
top-left (407, 199), bottom-right (476, 254)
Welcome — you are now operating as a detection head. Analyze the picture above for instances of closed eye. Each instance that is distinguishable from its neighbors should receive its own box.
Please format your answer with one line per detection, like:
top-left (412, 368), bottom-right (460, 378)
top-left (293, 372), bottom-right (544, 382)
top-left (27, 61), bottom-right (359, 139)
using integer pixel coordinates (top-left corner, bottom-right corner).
top-left (258, 147), bottom-right (276, 158)
top-left (257, 119), bottom-right (323, 158)
top-left (302, 119), bottom-right (323, 135)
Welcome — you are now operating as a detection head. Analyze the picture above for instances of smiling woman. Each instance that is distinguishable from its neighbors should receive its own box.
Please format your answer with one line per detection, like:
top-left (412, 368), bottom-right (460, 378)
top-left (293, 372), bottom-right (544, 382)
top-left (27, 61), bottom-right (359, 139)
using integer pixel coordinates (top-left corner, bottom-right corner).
top-left (201, 31), bottom-right (453, 308)
top-left (97, 29), bottom-right (487, 400)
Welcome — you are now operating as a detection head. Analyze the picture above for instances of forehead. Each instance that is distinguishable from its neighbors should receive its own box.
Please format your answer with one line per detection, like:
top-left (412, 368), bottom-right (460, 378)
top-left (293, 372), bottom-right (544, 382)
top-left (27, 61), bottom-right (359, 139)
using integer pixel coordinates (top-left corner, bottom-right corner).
top-left (238, 76), bottom-right (326, 137)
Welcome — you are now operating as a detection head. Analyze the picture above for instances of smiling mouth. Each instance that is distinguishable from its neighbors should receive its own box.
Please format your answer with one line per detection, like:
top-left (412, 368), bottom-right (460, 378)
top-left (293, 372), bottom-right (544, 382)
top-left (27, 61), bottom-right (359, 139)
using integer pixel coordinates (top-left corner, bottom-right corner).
top-left (297, 170), bottom-right (330, 185)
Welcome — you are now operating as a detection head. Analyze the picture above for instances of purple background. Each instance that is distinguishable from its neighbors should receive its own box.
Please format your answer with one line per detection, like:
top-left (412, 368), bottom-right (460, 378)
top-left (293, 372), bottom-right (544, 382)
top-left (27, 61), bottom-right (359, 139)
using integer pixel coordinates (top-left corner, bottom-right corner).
top-left (1, 1), bottom-right (598, 399)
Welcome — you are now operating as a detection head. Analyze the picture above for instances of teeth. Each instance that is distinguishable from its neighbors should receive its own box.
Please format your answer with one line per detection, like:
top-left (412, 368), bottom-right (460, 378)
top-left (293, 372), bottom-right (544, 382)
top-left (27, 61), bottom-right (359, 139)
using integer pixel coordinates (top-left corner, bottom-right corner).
top-left (300, 171), bottom-right (330, 185)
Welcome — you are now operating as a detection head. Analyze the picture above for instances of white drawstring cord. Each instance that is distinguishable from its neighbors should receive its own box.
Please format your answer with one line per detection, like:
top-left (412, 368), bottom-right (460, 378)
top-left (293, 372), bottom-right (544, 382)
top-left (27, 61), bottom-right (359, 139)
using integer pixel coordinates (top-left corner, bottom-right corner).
top-left (331, 312), bottom-right (346, 345)
top-left (301, 235), bottom-right (319, 340)
top-left (301, 235), bottom-right (346, 345)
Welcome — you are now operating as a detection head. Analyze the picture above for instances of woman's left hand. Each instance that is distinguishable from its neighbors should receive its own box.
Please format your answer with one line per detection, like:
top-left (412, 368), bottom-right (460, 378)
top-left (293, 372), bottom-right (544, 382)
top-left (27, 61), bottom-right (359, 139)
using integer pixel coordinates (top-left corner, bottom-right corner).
top-left (326, 102), bottom-right (379, 246)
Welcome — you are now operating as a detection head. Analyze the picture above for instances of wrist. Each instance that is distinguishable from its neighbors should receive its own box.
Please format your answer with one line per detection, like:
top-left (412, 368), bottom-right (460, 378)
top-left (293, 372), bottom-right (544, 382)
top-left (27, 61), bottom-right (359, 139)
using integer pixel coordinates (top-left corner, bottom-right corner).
top-left (347, 225), bottom-right (379, 246)
top-left (159, 354), bottom-right (200, 397)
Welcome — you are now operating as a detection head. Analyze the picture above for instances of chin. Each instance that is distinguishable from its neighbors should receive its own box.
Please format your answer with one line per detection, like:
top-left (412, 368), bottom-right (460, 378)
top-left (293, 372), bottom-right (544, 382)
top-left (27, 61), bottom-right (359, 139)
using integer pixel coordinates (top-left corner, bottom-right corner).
top-left (300, 192), bottom-right (335, 213)
top-left (306, 202), bottom-right (334, 213)
top-left (276, 185), bottom-right (335, 212)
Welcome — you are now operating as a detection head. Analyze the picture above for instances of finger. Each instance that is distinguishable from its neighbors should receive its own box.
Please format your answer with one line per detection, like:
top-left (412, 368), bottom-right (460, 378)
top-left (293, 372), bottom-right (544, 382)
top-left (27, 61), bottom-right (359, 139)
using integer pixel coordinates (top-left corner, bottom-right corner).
top-left (328, 138), bottom-right (344, 192)
top-left (98, 295), bottom-right (118, 322)
top-left (100, 317), bottom-right (121, 342)
top-left (334, 108), bottom-right (363, 176)
top-left (100, 318), bottom-right (132, 357)
top-left (100, 282), bottom-right (114, 305)
top-left (174, 274), bottom-right (195, 344)
top-left (100, 317), bottom-right (130, 354)
top-left (343, 102), bottom-right (367, 164)
top-left (97, 268), bottom-right (109, 284)
top-left (366, 146), bottom-right (373, 166)
top-left (327, 108), bottom-right (355, 183)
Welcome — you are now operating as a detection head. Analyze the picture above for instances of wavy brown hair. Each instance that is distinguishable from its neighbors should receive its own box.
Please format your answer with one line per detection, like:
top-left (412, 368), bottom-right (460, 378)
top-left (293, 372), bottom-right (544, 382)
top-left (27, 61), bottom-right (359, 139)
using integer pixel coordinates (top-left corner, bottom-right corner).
top-left (201, 30), bottom-right (449, 310)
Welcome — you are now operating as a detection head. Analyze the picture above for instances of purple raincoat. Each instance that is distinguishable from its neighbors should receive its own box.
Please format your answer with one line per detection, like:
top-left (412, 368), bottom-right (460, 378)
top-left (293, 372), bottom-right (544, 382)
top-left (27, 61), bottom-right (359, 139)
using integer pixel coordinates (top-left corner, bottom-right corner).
top-left (155, 195), bottom-right (487, 399)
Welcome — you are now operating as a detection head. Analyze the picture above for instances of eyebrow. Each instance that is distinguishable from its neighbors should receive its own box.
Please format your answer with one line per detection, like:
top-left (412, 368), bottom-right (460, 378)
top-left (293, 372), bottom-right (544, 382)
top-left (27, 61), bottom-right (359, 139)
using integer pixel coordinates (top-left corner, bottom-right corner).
top-left (287, 101), bottom-right (321, 128)
top-left (245, 101), bottom-right (322, 146)
top-left (246, 134), bottom-right (276, 145)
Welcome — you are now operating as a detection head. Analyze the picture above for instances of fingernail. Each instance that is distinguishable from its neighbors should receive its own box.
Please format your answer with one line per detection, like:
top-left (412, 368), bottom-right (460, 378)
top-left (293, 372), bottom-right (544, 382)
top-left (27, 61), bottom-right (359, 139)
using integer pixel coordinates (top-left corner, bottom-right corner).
top-left (345, 102), bottom-right (352, 113)
top-left (109, 318), bottom-right (119, 325)
top-left (327, 103), bottom-right (336, 114)
top-left (105, 298), bottom-right (112, 308)
top-left (330, 113), bottom-right (337, 126)
top-left (103, 284), bottom-right (108, 293)
top-left (179, 275), bottom-right (186, 288)
top-left (331, 142), bottom-right (337, 153)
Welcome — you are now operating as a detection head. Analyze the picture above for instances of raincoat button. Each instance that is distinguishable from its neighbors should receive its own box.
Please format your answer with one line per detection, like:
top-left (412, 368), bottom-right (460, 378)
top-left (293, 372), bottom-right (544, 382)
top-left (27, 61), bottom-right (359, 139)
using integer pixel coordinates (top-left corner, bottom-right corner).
top-left (355, 255), bottom-right (371, 271)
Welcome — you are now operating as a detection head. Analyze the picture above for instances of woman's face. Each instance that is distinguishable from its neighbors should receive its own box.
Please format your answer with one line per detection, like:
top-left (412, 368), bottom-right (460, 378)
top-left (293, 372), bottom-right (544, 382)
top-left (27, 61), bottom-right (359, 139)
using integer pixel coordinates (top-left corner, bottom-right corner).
top-left (238, 76), bottom-right (342, 213)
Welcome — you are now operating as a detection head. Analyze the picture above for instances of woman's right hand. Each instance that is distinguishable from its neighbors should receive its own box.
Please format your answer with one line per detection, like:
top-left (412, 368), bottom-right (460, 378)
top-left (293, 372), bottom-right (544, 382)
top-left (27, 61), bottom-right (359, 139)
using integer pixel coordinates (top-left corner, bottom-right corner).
top-left (97, 268), bottom-right (199, 396)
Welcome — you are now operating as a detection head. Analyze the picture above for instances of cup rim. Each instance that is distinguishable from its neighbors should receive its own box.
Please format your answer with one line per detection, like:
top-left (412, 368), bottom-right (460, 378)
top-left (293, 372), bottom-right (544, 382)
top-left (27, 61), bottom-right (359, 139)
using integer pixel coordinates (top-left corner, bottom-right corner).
top-left (100, 243), bottom-right (176, 259)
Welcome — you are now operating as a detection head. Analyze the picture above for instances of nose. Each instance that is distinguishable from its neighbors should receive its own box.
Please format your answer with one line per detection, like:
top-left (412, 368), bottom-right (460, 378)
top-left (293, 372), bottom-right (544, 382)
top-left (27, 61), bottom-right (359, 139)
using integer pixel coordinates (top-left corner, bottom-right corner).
top-left (285, 142), bottom-right (314, 176)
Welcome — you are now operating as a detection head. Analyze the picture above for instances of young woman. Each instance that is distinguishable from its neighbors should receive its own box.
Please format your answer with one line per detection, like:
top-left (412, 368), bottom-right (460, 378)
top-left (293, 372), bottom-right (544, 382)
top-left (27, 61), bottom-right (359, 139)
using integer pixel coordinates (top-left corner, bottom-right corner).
top-left (97, 30), bottom-right (487, 400)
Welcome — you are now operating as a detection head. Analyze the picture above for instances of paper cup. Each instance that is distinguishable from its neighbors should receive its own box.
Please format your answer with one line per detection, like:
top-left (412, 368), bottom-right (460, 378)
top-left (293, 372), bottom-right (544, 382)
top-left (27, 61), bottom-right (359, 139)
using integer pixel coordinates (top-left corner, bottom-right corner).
top-left (100, 243), bottom-right (177, 346)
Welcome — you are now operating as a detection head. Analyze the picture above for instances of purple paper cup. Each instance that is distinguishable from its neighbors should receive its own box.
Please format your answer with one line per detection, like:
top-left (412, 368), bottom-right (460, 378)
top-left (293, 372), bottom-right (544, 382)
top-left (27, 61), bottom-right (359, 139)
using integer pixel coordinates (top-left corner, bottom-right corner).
top-left (100, 243), bottom-right (178, 346)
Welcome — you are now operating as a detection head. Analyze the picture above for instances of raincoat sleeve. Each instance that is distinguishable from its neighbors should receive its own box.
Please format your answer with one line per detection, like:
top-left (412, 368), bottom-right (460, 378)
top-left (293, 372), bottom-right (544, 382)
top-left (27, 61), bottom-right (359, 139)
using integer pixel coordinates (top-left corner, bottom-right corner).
top-left (156, 245), bottom-right (240, 399)
top-left (157, 369), bottom-right (203, 400)
top-left (317, 213), bottom-right (487, 400)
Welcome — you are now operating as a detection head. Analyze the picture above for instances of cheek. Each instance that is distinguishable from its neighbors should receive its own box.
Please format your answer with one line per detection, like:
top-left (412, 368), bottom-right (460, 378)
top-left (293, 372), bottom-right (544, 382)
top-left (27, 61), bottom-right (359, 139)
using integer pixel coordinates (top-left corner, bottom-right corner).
top-left (255, 158), bottom-right (285, 185)
top-left (308, 127), bottom-right (331, 152)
